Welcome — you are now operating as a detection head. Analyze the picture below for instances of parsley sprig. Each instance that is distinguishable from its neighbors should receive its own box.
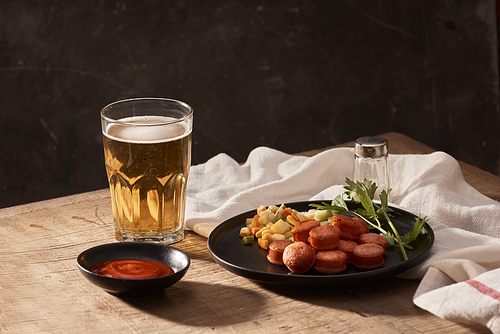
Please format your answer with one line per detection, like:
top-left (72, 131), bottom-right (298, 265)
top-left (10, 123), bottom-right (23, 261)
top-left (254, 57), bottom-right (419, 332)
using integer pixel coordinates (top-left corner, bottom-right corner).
top-left (311, 178), bottom-right (428, 261)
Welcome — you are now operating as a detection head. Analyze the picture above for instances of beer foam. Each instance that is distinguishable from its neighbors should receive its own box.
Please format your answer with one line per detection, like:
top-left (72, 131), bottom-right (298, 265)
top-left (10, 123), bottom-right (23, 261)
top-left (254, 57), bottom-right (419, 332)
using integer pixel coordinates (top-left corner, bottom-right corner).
top-left (105, 116), bottom-right (190, 143)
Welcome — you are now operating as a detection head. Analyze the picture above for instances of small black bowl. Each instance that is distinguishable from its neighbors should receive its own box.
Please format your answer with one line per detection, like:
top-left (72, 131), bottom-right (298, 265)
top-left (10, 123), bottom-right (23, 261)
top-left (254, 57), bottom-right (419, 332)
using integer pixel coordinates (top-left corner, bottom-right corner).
top-left (77, 242), bottom-right (190, 297)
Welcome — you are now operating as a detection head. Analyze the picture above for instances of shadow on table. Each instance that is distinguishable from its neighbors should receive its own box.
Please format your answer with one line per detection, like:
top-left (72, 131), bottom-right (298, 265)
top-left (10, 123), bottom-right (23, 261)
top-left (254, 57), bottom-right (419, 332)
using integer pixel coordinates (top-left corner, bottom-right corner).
top-left (118, 276), bottom-right (490, 333)
top-left (120, 280), bottom-right (267, 327)
top-left (257, 276), bottom-right (422, 316)
top-left (257, 277), bottom-right (491, 333)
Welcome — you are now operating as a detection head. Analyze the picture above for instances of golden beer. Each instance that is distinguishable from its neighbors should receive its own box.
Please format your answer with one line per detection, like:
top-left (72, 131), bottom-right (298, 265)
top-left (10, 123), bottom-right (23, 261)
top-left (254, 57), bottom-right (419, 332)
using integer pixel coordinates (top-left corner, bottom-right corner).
top-left (102, 113), bottom-right (192, 243)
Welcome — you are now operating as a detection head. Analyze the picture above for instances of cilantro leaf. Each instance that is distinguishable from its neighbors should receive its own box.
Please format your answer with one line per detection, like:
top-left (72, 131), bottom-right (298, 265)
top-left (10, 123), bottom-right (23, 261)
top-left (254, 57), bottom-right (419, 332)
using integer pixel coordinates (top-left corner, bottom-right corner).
top-left (344, 178), bottom-right (378, 219)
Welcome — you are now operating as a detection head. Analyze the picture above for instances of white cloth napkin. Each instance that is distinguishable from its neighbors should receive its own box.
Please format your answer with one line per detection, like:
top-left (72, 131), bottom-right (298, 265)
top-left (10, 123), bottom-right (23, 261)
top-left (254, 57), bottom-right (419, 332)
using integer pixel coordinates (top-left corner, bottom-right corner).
top-left (185, 146), bottom-right (500, 332)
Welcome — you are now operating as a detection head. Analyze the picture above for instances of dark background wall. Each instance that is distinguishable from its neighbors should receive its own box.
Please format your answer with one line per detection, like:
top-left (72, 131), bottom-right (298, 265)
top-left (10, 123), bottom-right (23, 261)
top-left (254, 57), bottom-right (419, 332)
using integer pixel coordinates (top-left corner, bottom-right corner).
top-left (0, 0), bottom-right (498, 209)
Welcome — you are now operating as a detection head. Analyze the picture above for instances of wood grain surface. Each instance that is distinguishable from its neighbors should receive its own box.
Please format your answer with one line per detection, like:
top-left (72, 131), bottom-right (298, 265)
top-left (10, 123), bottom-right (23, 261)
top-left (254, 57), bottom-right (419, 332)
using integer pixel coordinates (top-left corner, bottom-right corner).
top-left (0, 133), bottom-right (493, 333)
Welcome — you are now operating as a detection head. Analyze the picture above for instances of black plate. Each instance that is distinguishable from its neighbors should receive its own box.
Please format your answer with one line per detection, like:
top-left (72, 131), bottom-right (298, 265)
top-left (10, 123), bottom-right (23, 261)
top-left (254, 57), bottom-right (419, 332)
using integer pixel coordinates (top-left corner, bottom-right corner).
top-left (208, 201), bottom-right (434, 285)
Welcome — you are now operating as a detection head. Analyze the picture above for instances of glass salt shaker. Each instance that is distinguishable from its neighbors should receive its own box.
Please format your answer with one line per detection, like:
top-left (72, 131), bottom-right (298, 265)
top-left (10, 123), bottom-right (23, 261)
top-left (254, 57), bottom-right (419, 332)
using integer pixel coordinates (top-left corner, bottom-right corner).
top-left (353, 136), bottom-right (390, 201)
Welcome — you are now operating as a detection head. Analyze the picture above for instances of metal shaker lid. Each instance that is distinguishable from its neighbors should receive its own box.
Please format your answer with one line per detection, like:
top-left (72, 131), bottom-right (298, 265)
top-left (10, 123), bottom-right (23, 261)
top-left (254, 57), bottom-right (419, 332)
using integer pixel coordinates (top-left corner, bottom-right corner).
top-left (355, 136), bottom-right (388, 158)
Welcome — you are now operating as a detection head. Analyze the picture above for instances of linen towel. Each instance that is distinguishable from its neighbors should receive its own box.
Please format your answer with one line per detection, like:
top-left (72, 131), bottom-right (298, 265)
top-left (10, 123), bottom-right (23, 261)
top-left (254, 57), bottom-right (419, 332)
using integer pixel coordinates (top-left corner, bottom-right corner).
top-left (185, 146), bottom-right (500, 332)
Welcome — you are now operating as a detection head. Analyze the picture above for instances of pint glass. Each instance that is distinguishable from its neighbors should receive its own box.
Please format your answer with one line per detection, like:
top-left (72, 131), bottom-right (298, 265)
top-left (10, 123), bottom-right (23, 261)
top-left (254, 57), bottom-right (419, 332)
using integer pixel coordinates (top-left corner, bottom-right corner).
top-left (100, 98), bottom-right (193, 243)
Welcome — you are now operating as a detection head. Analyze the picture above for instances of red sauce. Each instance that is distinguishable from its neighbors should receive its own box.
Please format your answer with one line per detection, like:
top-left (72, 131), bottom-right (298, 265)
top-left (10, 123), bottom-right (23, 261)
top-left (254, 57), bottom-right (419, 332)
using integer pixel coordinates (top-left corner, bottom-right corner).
top-left (91, 259), bottom-right (173, 279)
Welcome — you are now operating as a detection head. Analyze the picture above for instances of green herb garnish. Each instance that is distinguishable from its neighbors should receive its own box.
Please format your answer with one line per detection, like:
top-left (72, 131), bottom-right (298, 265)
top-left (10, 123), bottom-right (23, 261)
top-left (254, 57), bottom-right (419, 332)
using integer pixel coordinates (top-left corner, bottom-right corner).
top-left (311, 178), bottom-right (428, 261)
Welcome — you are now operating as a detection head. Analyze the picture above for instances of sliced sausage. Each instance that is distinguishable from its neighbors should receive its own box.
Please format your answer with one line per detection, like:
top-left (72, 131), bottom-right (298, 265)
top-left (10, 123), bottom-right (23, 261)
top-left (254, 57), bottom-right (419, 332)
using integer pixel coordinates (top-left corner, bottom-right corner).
top-left (307, 225), bottom-right (341, 251)
top-left (351, 217), bottom-right (370, 234)
top-left (331, 214), bottom-right (363, 240)
top-left (282, 241), bottom-right (316, 273)
top-left (267, 240), bottom-right (293, 265)
top-left (291, 220), bottom-right (320, 243)
top-left (314, 250), bottom-right (349, 274)
top-left (352, 243), bottom-right (385, 270)
top-left (336, 239), bottom-right (358, 263)
top-left (358, 233), bottom-right (388, 254)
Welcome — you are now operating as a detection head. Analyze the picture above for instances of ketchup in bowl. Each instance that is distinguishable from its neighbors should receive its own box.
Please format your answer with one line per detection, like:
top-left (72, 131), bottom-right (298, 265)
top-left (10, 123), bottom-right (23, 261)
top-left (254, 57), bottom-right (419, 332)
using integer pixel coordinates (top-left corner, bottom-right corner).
top-left (91, 259), bottom-right (173, 279)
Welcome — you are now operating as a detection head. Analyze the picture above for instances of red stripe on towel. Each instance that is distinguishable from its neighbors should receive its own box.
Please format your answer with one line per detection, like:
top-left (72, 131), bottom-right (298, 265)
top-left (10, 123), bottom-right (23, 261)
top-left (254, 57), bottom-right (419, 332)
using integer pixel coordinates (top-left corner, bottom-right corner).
top-left (466, 280), bottom-right (500, 302)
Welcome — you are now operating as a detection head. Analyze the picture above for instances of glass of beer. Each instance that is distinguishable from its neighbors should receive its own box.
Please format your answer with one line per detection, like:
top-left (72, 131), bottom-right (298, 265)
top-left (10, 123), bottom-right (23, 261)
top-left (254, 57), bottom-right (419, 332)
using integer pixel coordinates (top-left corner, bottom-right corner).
top-left (100, 98), bottom-right (193, 244)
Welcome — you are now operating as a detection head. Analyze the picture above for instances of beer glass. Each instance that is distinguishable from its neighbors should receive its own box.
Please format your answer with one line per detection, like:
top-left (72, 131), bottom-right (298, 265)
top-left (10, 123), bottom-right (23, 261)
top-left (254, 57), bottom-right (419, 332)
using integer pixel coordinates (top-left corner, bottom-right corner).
top-left (100, 98), bottom-right (193, 244)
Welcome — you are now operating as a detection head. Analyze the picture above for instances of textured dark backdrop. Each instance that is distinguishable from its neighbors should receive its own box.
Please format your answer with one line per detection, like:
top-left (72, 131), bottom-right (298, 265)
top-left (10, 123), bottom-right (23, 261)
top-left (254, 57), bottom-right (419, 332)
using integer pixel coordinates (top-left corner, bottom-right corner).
top-left (0, 0), bottom-right (499, 208)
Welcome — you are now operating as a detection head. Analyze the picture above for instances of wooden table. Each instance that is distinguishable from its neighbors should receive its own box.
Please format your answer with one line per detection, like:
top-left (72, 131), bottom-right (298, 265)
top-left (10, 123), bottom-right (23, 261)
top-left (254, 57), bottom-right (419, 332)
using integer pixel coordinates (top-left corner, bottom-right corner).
top-left (1, 132), bottom-right (496, 333)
